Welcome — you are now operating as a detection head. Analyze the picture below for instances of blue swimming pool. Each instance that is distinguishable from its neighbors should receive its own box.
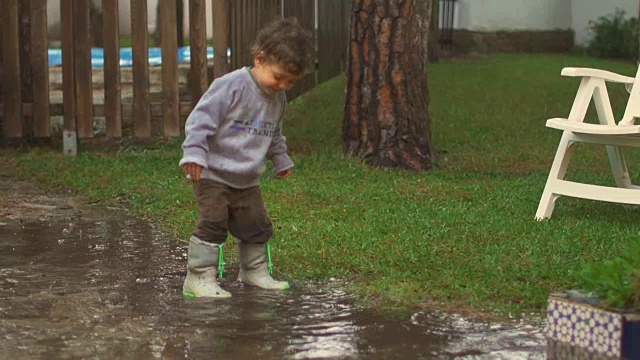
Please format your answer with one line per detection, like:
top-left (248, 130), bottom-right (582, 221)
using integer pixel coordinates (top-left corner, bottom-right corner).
top-left (48, 46), bottom-right (214, 67)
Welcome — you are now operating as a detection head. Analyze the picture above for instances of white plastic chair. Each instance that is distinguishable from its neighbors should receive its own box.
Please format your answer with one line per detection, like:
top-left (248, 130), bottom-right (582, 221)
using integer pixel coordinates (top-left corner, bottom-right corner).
top-left (536, 66), bottom-right (640, 220)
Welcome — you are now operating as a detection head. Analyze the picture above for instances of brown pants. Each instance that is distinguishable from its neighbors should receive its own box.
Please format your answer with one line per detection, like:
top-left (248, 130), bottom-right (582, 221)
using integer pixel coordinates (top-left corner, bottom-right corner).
top-left (192, 179), bottom-right (273, 244)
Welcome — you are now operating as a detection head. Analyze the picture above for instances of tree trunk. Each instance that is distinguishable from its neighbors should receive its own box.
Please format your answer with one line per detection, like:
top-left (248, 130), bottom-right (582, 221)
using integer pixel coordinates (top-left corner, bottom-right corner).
top-left (343, 0), bottom-right (436, 171)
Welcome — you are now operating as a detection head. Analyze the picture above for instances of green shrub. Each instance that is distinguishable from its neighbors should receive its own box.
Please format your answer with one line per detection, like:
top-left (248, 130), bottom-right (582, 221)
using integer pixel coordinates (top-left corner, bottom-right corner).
top-left (576, 240), bottom-right (640, 310)
top-left (586, 9), bottom-right (639, 61)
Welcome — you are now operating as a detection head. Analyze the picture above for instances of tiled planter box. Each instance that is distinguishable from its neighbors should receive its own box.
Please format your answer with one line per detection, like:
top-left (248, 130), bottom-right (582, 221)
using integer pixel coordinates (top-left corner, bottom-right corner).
top-left (546, 292), bottom-right (640, 359)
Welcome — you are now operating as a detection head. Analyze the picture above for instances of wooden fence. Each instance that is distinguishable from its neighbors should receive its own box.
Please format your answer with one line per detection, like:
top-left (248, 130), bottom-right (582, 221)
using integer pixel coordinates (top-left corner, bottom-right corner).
top-left (317, 0), bottom-right (350, 84)
top-left (439, 0), bottom-right (457, 50)
top-left (0, 0), bottom-right (351, 151)
top-left (283, 0), bottom-right (316, 100)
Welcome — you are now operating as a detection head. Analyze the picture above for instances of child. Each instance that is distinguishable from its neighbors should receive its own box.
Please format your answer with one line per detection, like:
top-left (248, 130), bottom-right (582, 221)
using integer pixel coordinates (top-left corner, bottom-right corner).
top-left (179, 17), bottom-right (314, 298)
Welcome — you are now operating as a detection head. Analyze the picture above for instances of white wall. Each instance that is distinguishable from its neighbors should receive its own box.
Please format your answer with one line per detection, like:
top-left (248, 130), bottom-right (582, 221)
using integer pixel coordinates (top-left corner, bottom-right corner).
top-left (454, 0), bottom-right (572, 31)
top-left (47, 0), bottom-right (133, 40)
top-left (47, 0), bottom-right (213, 41)
top-left (181, 0), bottom-right (215, 39)
top-left (572, 0), bottom-right (639, 46)
top-left (451, 0), bottom-right (640, 47)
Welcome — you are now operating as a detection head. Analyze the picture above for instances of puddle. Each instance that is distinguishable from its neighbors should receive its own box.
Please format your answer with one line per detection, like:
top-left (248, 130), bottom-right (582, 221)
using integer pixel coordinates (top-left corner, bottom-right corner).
top-left (0, 179), bottom-right (547, 359)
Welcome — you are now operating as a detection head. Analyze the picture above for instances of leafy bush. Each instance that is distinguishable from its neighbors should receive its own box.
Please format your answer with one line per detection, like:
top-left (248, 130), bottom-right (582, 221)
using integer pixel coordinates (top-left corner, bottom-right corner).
top-left (586, 9), bottom-right (639, 61)
top-left (577, 240), bottom-right (640, 310)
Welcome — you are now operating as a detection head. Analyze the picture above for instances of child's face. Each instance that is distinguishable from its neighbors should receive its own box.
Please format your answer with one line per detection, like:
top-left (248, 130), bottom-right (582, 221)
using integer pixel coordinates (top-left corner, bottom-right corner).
top-left (252, 56), bottom-right (302, 96)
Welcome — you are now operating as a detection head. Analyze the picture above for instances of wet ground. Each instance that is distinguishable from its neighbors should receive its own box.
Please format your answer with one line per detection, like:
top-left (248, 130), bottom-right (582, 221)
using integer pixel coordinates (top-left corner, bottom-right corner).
top-left (0, 178), bottom-right (548, 359)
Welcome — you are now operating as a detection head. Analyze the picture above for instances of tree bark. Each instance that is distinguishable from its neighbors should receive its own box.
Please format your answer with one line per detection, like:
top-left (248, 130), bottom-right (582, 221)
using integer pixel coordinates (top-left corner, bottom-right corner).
top-left (343, 0), bottom-right (436, 171)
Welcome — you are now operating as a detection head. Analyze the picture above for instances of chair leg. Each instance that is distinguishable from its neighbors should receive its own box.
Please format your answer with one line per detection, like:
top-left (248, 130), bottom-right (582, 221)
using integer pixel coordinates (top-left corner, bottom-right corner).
top-left (536, 132), bottom-right (576, 220)
top-left (536, 191), bottom-right (559, 220)
top-left (605, 145), bottom-right (634, 189)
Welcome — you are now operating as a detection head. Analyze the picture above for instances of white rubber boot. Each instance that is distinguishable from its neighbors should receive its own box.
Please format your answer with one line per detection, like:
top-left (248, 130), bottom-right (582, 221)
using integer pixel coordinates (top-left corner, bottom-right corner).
top-left (238, 242), bottom-right (289, 290)
top-left (183, 236), bottom-right (231, 298)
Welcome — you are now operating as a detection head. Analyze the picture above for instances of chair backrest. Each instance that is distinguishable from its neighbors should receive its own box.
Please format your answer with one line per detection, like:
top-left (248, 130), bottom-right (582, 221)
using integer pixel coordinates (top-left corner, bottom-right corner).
top-left (620, 65), bottom-right (640, 126)
top-left (565, 65), bottom-right (640, 127)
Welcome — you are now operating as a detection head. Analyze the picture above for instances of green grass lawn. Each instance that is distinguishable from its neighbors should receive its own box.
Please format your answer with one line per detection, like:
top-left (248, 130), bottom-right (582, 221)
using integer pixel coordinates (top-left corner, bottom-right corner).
top-left (4, 53), bottom-right (640, 316)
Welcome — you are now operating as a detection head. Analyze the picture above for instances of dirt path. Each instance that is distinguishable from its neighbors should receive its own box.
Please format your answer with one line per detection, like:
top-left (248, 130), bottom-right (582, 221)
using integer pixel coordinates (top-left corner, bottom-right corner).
top-left (0, 177), bottom-right (83, 228)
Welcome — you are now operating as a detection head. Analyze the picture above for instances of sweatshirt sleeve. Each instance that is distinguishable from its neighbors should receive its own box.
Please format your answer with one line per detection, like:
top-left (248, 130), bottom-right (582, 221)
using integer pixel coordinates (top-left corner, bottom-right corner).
top-left (267, 96), bottom-right (294, 173)
top-left (179, 79), bottom-right (232, 168)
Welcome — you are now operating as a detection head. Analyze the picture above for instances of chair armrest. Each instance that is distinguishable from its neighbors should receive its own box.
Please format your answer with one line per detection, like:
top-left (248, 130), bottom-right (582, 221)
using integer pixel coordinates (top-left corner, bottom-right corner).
top-left (546, 118), bottom-right (640, 135)
top-left (561, 67), bottom-right (635, 84)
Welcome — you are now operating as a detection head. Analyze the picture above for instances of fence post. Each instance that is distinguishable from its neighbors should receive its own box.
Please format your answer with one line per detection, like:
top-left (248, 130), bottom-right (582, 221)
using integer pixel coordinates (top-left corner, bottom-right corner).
top-left (428, 0), bottom-right (441, 62)
top-left (20, 0), bottom-right (34, 138)
top-left (74, 0), bottom-right (94, 139)
top-left (61, 0), bottom-right (77, 155)
top-left (213, 0), bottom-right (230, 79)
top-left (2, 0), bottom-right (23, 139)
top-left (189, 0), bottom-right (208, 104)
top-left (131, 0), bottom-right (151, 137)
top-left (31, 0), bottom-right (50, 138)
top-left (160, 0), bottom-right (180, 137)
top-left (103, 0), bottom-right (122, 138)
top-left (439, 0), bottom-right (456, 51)
top-left (0, 5), bottom-right (3, 105)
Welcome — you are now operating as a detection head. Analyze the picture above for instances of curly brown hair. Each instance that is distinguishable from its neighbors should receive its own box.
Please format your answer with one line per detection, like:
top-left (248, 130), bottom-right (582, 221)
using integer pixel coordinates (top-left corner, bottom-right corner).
top-left (250, 17), bottom-right (315, 76)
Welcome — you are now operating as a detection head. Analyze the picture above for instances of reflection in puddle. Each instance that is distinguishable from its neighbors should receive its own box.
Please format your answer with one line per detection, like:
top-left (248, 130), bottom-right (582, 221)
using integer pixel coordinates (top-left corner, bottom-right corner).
top-left (0, 199), bottom-right (547, 359)
top-left (412, 311), bottom-right (546, 359)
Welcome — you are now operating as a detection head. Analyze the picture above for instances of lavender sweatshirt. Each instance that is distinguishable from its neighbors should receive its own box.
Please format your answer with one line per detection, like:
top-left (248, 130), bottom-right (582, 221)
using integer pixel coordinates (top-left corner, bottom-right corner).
top-left (179, 67), bottom-right (293, 188)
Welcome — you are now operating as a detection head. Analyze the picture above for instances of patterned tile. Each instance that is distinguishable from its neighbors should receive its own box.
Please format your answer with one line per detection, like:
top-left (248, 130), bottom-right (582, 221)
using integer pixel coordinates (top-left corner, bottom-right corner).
top-left (546, 298), bottom-right (623, 359)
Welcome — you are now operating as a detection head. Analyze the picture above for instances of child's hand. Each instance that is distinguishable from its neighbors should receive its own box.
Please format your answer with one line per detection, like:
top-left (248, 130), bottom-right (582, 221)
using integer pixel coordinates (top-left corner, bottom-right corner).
top-left (183, 163), bottom-right (203, 181)
top-left (277, 168), bottom-right (292, 179)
